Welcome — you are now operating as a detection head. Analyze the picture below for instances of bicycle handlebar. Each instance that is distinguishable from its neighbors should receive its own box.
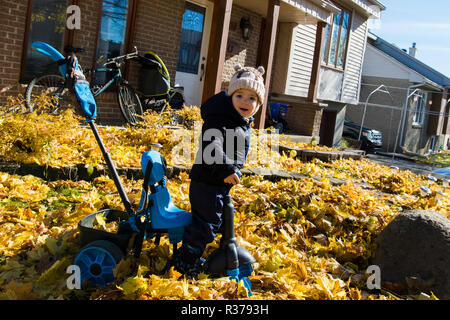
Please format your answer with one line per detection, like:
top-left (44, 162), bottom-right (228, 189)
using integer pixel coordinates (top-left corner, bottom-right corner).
top-left (104, 46), bottom-right (139, 66)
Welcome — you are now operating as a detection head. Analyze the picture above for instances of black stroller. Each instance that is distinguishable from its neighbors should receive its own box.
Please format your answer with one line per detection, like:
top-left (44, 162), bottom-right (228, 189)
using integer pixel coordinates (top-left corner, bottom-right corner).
top-left (134, 52), bottom-right (185, 113)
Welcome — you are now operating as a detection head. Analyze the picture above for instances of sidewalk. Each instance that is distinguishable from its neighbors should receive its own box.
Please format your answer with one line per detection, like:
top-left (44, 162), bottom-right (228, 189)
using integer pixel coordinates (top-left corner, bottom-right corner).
top-left (366, 152), bottom-right (449, 179)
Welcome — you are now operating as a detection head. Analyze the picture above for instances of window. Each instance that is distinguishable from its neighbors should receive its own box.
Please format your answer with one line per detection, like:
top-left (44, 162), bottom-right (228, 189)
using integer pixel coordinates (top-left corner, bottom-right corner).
top-left (21, 0), bottom-right (71, 80)
top-left (412, 91), bottom-right (427, 126)
top-left (321, 3), bottom-right (351, 69)
top-left (176, 2), bottom-right (206, 74)
top-left (93, 0), bottom-right (133, 85)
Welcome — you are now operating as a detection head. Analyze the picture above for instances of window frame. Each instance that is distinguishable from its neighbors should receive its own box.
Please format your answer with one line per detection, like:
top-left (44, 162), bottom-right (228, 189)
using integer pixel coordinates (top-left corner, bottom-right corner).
top-left (20, 0), bottom-right (78, 83)
top-left (91, 0), bottom-right (137, 86)
top-left (412, 91), bottom-right (428, 127)
top-left (321, 1), bottom-right (352, 71)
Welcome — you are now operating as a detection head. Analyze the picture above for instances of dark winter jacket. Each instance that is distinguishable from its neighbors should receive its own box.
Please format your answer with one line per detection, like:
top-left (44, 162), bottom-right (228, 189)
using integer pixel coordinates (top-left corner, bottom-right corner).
top-left (189, 91), bottom-right (253, 187)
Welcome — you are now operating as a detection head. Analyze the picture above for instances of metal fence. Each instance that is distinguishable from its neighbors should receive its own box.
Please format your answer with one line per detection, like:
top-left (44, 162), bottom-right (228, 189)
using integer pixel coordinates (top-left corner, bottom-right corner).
top-left (348, 83), bottom-right (449, 158)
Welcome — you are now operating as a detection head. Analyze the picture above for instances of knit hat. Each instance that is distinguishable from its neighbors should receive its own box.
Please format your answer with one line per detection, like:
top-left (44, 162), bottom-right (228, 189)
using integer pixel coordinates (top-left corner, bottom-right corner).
top-left (228, 64), bottom-right (266, 114)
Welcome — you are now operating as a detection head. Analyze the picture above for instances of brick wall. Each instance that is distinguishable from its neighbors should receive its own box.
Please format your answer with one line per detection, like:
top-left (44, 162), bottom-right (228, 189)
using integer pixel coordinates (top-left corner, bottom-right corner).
top-left (283, 102), bottom-right (323, 136)
top-left (0, 0), bottom-right (29, 106)
top-left (221, 5), bottom-right (262, 91)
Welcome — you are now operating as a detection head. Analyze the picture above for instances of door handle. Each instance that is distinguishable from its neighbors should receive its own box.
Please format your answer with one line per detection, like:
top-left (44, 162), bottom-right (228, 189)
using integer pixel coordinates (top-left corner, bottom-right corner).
top-left (200, 57), bottom-right (206, 81)
top-left (200, 63), bottom-right (205, 81)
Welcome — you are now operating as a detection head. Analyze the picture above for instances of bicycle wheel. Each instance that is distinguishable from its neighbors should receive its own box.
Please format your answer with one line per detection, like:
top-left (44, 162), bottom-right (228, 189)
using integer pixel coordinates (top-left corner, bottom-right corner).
top-left (145, 98), bottom-right (168, 114)
top-left (25, 74), bottom-right (73, 114)
top-left (117, 84), bottom-right (143, 126)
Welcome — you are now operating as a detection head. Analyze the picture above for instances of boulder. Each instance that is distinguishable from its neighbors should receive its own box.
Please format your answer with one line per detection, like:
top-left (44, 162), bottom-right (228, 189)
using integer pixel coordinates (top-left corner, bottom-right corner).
top-left (372, 210), bottom-right (450, 299)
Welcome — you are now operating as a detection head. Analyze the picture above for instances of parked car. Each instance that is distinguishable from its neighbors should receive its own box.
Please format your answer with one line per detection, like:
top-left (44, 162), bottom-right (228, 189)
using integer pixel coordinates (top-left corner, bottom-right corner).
top-left (343, 116), bottom-right (382, 153)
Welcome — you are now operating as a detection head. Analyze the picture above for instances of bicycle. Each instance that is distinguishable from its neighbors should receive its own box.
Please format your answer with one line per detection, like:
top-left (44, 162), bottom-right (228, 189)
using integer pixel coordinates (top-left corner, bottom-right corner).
top-left (25, 43), bottom-right (144, 126)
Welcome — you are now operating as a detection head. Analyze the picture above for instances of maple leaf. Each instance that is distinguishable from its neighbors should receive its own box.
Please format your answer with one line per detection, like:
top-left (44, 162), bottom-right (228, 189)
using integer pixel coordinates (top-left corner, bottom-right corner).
top-left (117, 276), bottom-right (149, 299)
top-left (0, 281), bottom-right (36, 299)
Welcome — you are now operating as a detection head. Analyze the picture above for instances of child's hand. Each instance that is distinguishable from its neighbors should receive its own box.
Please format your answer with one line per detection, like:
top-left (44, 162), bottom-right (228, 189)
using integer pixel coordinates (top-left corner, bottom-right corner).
top-left (224, 172), bottom-right (241, 185)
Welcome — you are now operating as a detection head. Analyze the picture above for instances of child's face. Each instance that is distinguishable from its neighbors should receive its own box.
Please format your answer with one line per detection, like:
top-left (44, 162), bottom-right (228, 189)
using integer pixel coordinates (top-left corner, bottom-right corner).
top-left (232, 89), bottom-right (258, 119)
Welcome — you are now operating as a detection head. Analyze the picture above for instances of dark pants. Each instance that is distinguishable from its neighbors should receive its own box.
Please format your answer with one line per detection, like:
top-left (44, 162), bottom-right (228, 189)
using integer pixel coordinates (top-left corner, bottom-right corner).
top-left (182, 179), bottom-right (231, 252)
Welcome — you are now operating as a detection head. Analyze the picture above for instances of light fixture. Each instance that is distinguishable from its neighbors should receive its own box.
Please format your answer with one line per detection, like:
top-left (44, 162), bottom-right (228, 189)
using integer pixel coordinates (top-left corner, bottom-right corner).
top-left (240, 17), bottom-right (253, 41)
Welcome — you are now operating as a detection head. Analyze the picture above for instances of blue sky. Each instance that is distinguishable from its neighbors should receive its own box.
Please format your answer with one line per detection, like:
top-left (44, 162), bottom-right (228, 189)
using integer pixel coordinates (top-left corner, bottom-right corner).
top-left (369, 0), bottom-right (450, 78)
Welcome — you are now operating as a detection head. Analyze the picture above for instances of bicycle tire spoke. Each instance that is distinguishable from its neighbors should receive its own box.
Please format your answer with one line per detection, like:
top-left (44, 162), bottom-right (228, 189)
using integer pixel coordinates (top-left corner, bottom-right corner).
top-left (118, 85), bottom-right (142, 125)
top-left (26, 74), bottom-right (72, 114)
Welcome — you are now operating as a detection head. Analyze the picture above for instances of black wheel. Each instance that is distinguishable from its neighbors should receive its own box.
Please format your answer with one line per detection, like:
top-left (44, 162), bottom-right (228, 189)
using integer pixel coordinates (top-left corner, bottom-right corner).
top-left (25, 74), bottom-right (73, 114)
top-left (73, 240), bottom-right (124, 288)
top-left (168, 90), bottom-right (185, 109)
top-left (117, 84), bottom-right (143, 126)
top-left (275, 122), bottom-right (284, 133)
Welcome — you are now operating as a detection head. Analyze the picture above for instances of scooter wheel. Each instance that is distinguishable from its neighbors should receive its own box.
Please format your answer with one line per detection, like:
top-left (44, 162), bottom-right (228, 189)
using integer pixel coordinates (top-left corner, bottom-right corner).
top-left (74, 240), bottom-right (124, 288)
top-left (275, 122), bottom-right (284, 133)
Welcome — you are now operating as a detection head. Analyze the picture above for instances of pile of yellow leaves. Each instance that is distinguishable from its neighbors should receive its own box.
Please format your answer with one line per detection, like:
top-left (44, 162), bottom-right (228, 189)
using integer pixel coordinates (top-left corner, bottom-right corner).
top-left (0, 97), bottom-right (448, 300)
top-left (0, 97), bottom-right (338, 171)
top-left (0, 167), bottom-right (448, 300)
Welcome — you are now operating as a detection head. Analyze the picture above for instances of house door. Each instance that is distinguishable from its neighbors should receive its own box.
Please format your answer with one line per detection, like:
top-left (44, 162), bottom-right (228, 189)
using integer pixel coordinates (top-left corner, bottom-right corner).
top-left (175, 0), bottom-right (213, 107)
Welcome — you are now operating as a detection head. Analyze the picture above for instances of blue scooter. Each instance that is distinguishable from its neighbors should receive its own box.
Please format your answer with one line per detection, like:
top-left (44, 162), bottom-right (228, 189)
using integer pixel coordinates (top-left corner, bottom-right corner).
top-left (60, 48), bottom-right (255, 293)
top-left (267, 102), bottom-right (289, 134)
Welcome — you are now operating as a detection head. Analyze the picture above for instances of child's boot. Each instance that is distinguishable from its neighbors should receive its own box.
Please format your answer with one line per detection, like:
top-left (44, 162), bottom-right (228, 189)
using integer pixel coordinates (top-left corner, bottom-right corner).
top-left (173, 243), bottom-right (205, 277)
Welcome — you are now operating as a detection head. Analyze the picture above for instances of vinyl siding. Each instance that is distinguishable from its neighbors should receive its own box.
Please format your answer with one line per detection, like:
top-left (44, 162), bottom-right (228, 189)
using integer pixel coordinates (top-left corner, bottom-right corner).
top-left (341, 11), bottom-right (368, 104)
top-left (271, 9), bottom-right (369, 104)
top-left (271, 23), bottom-right (295, 94)
top-left (285, 23), bottom-right (317, 97)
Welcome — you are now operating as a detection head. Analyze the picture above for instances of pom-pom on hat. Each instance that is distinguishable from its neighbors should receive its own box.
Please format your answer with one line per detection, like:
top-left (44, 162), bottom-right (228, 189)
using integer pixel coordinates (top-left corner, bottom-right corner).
top-left (228, 64), bottom-right (266, 111)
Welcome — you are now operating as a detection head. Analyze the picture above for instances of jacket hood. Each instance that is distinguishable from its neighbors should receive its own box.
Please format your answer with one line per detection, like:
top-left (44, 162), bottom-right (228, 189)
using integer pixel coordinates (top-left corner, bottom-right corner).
top-left (201, 91), bottom-right (253, 127)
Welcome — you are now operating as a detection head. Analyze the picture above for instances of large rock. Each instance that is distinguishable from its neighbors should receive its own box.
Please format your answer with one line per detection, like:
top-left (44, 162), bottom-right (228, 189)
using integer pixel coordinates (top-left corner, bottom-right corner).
top-left (372, 210), bottom-right (450, 299)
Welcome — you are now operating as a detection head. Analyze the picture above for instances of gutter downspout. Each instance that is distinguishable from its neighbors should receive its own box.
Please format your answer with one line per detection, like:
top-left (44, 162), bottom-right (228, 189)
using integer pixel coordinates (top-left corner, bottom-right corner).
top-left (392, 82), bottom-right (426, 156)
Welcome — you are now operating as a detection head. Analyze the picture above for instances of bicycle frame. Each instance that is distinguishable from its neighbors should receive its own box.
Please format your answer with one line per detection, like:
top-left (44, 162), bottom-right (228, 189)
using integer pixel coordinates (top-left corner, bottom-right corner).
top-left (90, 47), bottom-right (138, 97)
top-left (90, 67), bottom-right (123, 98)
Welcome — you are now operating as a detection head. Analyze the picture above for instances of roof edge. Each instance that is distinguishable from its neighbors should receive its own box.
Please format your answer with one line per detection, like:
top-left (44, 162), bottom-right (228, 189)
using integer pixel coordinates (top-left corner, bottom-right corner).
top-left (309, 0), bottom-right (341, 14)
top-left (368, 0), bottom-right (386, 11)
top-left (369, 32), bottom-right (450, 87)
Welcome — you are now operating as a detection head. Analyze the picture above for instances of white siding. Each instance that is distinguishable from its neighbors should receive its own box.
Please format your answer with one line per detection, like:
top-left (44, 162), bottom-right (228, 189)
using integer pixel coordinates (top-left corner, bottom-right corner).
top-left (363, 44), bottom-right (426, 83)
top-left (341, 11), bottom-right (368, 104)
top-left (318, 67), bottom-right (344, 100)
top-left (271, 23), bottom-right (295, 94)
top-left (285, 23), bottom-right (317, 97)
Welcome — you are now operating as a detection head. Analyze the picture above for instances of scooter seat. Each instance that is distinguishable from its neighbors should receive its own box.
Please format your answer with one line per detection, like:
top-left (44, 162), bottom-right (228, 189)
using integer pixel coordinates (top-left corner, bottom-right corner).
top-left (148, 186), bottom-right (192, 229)
top-left (141, 150), bottom-right (166, 186)
top-left (139, 150), bottom-right (191, 229)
